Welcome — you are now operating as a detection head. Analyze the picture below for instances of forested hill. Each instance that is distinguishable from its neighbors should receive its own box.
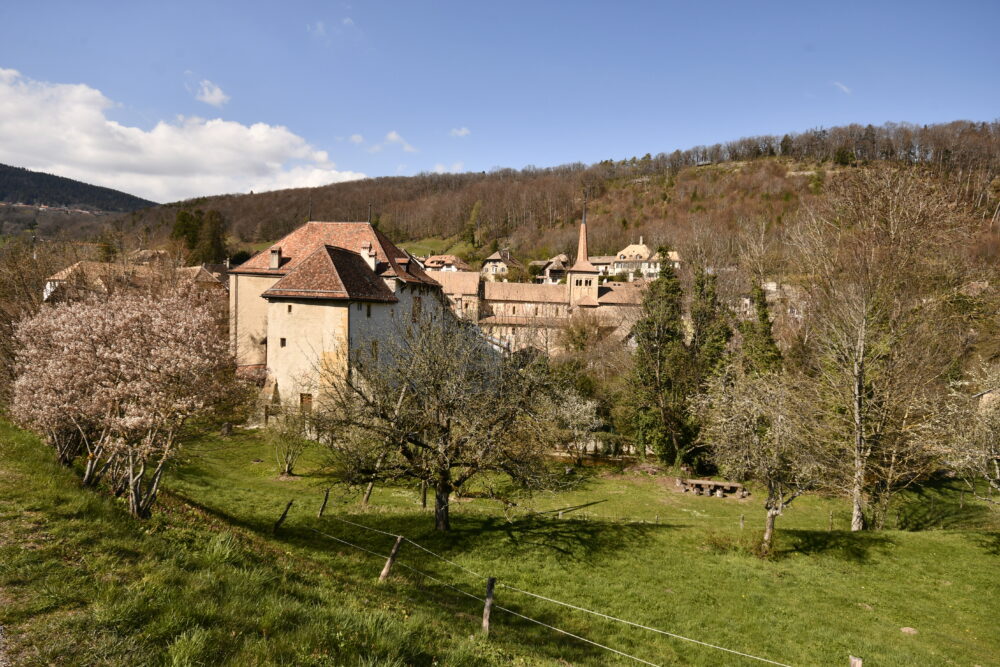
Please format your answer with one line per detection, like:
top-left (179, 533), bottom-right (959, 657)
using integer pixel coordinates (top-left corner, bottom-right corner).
top-left (114, 119), bottom-right (998, 262)
top-left (0, 163), bottom-right (155, 212)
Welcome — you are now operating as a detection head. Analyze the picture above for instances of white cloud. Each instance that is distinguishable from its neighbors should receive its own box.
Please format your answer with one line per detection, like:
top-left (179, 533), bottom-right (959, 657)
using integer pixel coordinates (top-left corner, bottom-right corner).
top-left (0, 68), bottom-right (365, 203)
top-left (832, 81), bottom-right (851, 95)
top-left (449, 126), bottom-right (470, 138)
top-left (342, 17), bottom-right (355, 26)
top-left (432, 161), bottom-right (464, 174)
top-left (348, 133), bottom-right (364, 144)
top-left (195, 79), bottom-right (230, 108)
top-left (307, 20), bottom-right (326, 38)
top-left (369, 130), bottom-right (417, 153)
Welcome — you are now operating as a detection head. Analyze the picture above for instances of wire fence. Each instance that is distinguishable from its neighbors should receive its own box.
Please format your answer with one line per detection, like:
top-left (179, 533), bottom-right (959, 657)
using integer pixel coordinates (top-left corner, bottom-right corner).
top-left (307, 510), bottom-right (792, 667)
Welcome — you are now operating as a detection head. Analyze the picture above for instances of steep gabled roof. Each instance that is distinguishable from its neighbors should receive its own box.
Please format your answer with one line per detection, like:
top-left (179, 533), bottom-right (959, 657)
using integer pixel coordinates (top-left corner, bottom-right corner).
top-left (261, 245), bottom-right (398, 302)
top-left (231, 221), bottom-right (438, 287)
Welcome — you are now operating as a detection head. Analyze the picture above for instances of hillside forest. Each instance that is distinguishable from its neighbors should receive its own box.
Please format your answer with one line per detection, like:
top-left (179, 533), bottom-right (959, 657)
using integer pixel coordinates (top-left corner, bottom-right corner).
top-left (80, 119), bottom-right (1000, 266)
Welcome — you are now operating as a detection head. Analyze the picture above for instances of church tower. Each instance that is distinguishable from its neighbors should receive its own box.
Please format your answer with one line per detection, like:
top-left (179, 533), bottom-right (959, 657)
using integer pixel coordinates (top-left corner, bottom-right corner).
top-left (567, 200), bottom-right (599, 307)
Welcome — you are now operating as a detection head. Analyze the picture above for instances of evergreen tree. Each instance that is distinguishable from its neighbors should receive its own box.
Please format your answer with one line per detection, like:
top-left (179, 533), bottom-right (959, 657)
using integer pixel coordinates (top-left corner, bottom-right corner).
top-left (738, 285), bottom-right (782, 374)
top-left (190, 210), bottom-right (227, 264)
top-left (171, 209), bottom-right (202, 251)
top-left (463, 200), bottom-right (481, 247)
top-left (629, 248), bottom-right (692, 465)
top-left (688, 266), bottom-right (732, 385)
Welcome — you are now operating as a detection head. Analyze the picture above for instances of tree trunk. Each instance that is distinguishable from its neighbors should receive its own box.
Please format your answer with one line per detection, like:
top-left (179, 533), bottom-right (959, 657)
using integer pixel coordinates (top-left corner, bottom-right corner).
top-left (762, 506), bottom-right (780, 554)
top-left (851, 455), bottom-right (866, 531)
top-left (851, 324), bottom-right (868, 532)
top-left (434, 477), bottom-right (451, 531)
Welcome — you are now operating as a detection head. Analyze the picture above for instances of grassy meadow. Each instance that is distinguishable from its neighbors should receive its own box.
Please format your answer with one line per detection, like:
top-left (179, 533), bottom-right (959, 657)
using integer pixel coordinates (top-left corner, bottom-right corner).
top-left (2, 421), bottom-right (998, 666)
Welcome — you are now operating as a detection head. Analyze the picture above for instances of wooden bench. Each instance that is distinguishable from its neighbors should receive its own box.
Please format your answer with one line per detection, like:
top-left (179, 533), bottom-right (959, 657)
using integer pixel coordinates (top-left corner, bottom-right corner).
top-left (678, 478), bottom-right (748, 498)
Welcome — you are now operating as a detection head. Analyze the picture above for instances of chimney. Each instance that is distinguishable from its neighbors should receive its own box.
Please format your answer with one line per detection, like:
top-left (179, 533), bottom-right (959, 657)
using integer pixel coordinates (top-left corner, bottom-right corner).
top-left (639, 235), bottom-right (644, 245)
top-left (360, 242), bottom-right (377, 271)
top-left (269, 247), bottom-right (282, 270)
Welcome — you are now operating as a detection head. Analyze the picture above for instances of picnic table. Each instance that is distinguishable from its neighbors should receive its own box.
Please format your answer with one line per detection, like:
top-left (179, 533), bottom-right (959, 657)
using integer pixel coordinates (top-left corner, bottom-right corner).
top-left (678, 478), bottom-right (748, 498)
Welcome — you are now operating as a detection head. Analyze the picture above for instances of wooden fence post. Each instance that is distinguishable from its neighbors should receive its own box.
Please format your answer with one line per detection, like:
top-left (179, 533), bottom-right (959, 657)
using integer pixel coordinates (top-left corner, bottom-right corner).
top-left (849, 655), bottom-right (862, 666)
top-left (740, 514), bottom-right (745, 530)
top-left (558, 511), bottom-right (563, 520)
top-left (482, 577), bottom-right (496, 636)
top-left (379, 535), bottom-right (404, 582)
top-left (829, 510), bottom-right (834, 532)
top-left (421, 480), bottom-right (428, 509)
top-left (318, 488), bottom-right (330, 518)
top-left (273, 500), bottom-right (293, 535)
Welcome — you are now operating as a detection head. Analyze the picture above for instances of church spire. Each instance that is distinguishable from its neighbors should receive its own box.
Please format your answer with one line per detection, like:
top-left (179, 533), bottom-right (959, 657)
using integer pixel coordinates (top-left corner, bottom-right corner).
top-left (569, 193), bottom-right (597, 273)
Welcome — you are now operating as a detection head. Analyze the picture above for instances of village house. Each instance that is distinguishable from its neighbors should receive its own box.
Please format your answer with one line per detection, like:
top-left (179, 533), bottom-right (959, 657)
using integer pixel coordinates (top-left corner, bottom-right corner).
top-left (528, 253), bottom-right (570, 284)
top-left (611, 237), bottom-right (681, 280)
top-left (480, 248), bottom-right (524, 281)
top-left (228, 221), bottom-right (442, 411)
top-left (43, 260), bottom-right (226, 302)
top-left (422, 254), bottom-right (471, 272)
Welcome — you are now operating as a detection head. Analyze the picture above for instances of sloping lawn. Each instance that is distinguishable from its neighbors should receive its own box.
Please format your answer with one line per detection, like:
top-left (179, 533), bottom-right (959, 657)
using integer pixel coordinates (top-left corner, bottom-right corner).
top-left (3, 421), bottom-right (998, 665)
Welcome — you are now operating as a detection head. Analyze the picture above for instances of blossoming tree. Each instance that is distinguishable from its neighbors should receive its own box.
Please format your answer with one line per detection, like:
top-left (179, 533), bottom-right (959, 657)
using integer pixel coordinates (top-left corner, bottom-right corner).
top-left (13, 287), bottom-right (245, 517)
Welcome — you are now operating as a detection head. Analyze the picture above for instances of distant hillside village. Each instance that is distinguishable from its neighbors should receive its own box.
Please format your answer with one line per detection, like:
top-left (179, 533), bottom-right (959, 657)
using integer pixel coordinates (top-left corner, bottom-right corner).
top-left (41, 214), bottom-right (800, 417)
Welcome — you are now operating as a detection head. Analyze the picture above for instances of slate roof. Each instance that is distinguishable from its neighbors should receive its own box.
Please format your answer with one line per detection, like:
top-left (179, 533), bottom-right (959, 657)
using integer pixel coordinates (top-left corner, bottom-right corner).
top-left (231, 221), bottom-right (438, 287)
top-left (261, 246), bottom-right (398, 302)
top-left (484, 282), bottom-right (568, 304)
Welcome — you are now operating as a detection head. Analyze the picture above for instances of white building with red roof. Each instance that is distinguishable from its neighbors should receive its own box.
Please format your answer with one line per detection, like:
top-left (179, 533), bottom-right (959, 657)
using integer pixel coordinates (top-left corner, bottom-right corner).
top-left (228, 221), bottom-right (442, 410)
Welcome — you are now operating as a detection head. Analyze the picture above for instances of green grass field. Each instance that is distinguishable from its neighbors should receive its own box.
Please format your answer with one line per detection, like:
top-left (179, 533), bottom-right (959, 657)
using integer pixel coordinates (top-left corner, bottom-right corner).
top-left (2, 422), bottom-right (998, 666)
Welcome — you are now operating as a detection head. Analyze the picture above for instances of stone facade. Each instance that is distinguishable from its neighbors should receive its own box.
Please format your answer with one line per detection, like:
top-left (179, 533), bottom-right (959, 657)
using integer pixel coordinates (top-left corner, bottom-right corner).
top-left (229, 221), bottom-right (443, 407)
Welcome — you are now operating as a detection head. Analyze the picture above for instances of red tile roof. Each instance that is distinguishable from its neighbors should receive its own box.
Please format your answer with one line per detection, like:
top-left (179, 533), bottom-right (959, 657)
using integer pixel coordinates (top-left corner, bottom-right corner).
top-left (261, 245), bottom-right (398, 302)
top-left (484, 282), bottom-right (568, 303)
top-left (231, 221), bottom-right (439, 287)
top-left (432, 270), bottom-right (480, 296)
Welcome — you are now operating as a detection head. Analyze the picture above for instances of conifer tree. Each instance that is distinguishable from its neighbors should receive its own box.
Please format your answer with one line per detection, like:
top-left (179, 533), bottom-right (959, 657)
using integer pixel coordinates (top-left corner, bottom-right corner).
top-left (629, 248), bottom-right (691, 465)
top-left (738, 285), bottom-right (782, 374)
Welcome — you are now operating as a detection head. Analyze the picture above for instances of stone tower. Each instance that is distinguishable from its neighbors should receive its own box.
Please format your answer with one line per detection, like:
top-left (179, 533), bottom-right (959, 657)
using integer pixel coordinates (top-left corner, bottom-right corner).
top-left (567, 204), bottom-right (599, 307)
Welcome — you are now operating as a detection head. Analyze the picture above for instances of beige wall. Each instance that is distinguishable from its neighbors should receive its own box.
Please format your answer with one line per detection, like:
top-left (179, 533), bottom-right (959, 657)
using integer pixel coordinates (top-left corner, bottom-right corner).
top-left (265, 299), bottom-right (349, 404)
top-left (486, 300), bottom-right (566, 319)
top-left (230, 273), bottom-right (280, 367)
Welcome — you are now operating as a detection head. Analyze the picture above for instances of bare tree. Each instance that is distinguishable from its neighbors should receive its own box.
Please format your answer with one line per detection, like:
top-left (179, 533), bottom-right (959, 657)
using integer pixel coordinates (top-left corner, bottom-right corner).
top-left (789, 167), bottom-right (969, 530)
top-left (698, 369), bottom-right (821, 554)
top-left (937, 362), bottom-right (1000, 504)
top-left (265, 409), bottom-right (312, 477)
top-left (314, 313), bottom-right (563, 531)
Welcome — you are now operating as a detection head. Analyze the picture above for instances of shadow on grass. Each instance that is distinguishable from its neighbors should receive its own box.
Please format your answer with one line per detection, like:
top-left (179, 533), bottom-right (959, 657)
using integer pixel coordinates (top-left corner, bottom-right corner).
top-left (780, 529), bottom-right (895, 563)
top-left (168, 492), bottom-right (675, 666)
top-left (969, 531), bottom-right (1000, 556)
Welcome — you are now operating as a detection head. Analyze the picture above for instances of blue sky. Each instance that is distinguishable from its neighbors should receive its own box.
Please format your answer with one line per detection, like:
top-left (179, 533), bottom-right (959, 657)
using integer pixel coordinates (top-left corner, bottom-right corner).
top-left (0, 0), bottom-right (997, 202)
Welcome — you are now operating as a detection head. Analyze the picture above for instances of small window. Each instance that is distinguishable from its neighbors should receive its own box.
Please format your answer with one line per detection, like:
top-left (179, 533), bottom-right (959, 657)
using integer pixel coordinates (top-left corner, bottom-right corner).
top-left (287, 305), bottom-right (292, 313)
top-left (280, 338), bottom-right (287, 348)
top-left (366, 303), bottom-right (372, 318)
top-left (356, 303), bottom-right (362, 311)
top-left (512, 306), bottom-right (516, 315)
top-left (299, 393), bottom-right (312, 413)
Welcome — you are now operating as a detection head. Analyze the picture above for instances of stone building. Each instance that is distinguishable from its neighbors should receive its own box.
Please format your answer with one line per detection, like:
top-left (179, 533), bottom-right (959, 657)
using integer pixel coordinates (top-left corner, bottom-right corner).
top-left (611, 238), bottom-right (681, 280)
top-left (480, 248), bottom-right (524, 281)
top-left (440, 215), bottom-right (645, 354)
top-left (228, 221), bottom-right (442, 408)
